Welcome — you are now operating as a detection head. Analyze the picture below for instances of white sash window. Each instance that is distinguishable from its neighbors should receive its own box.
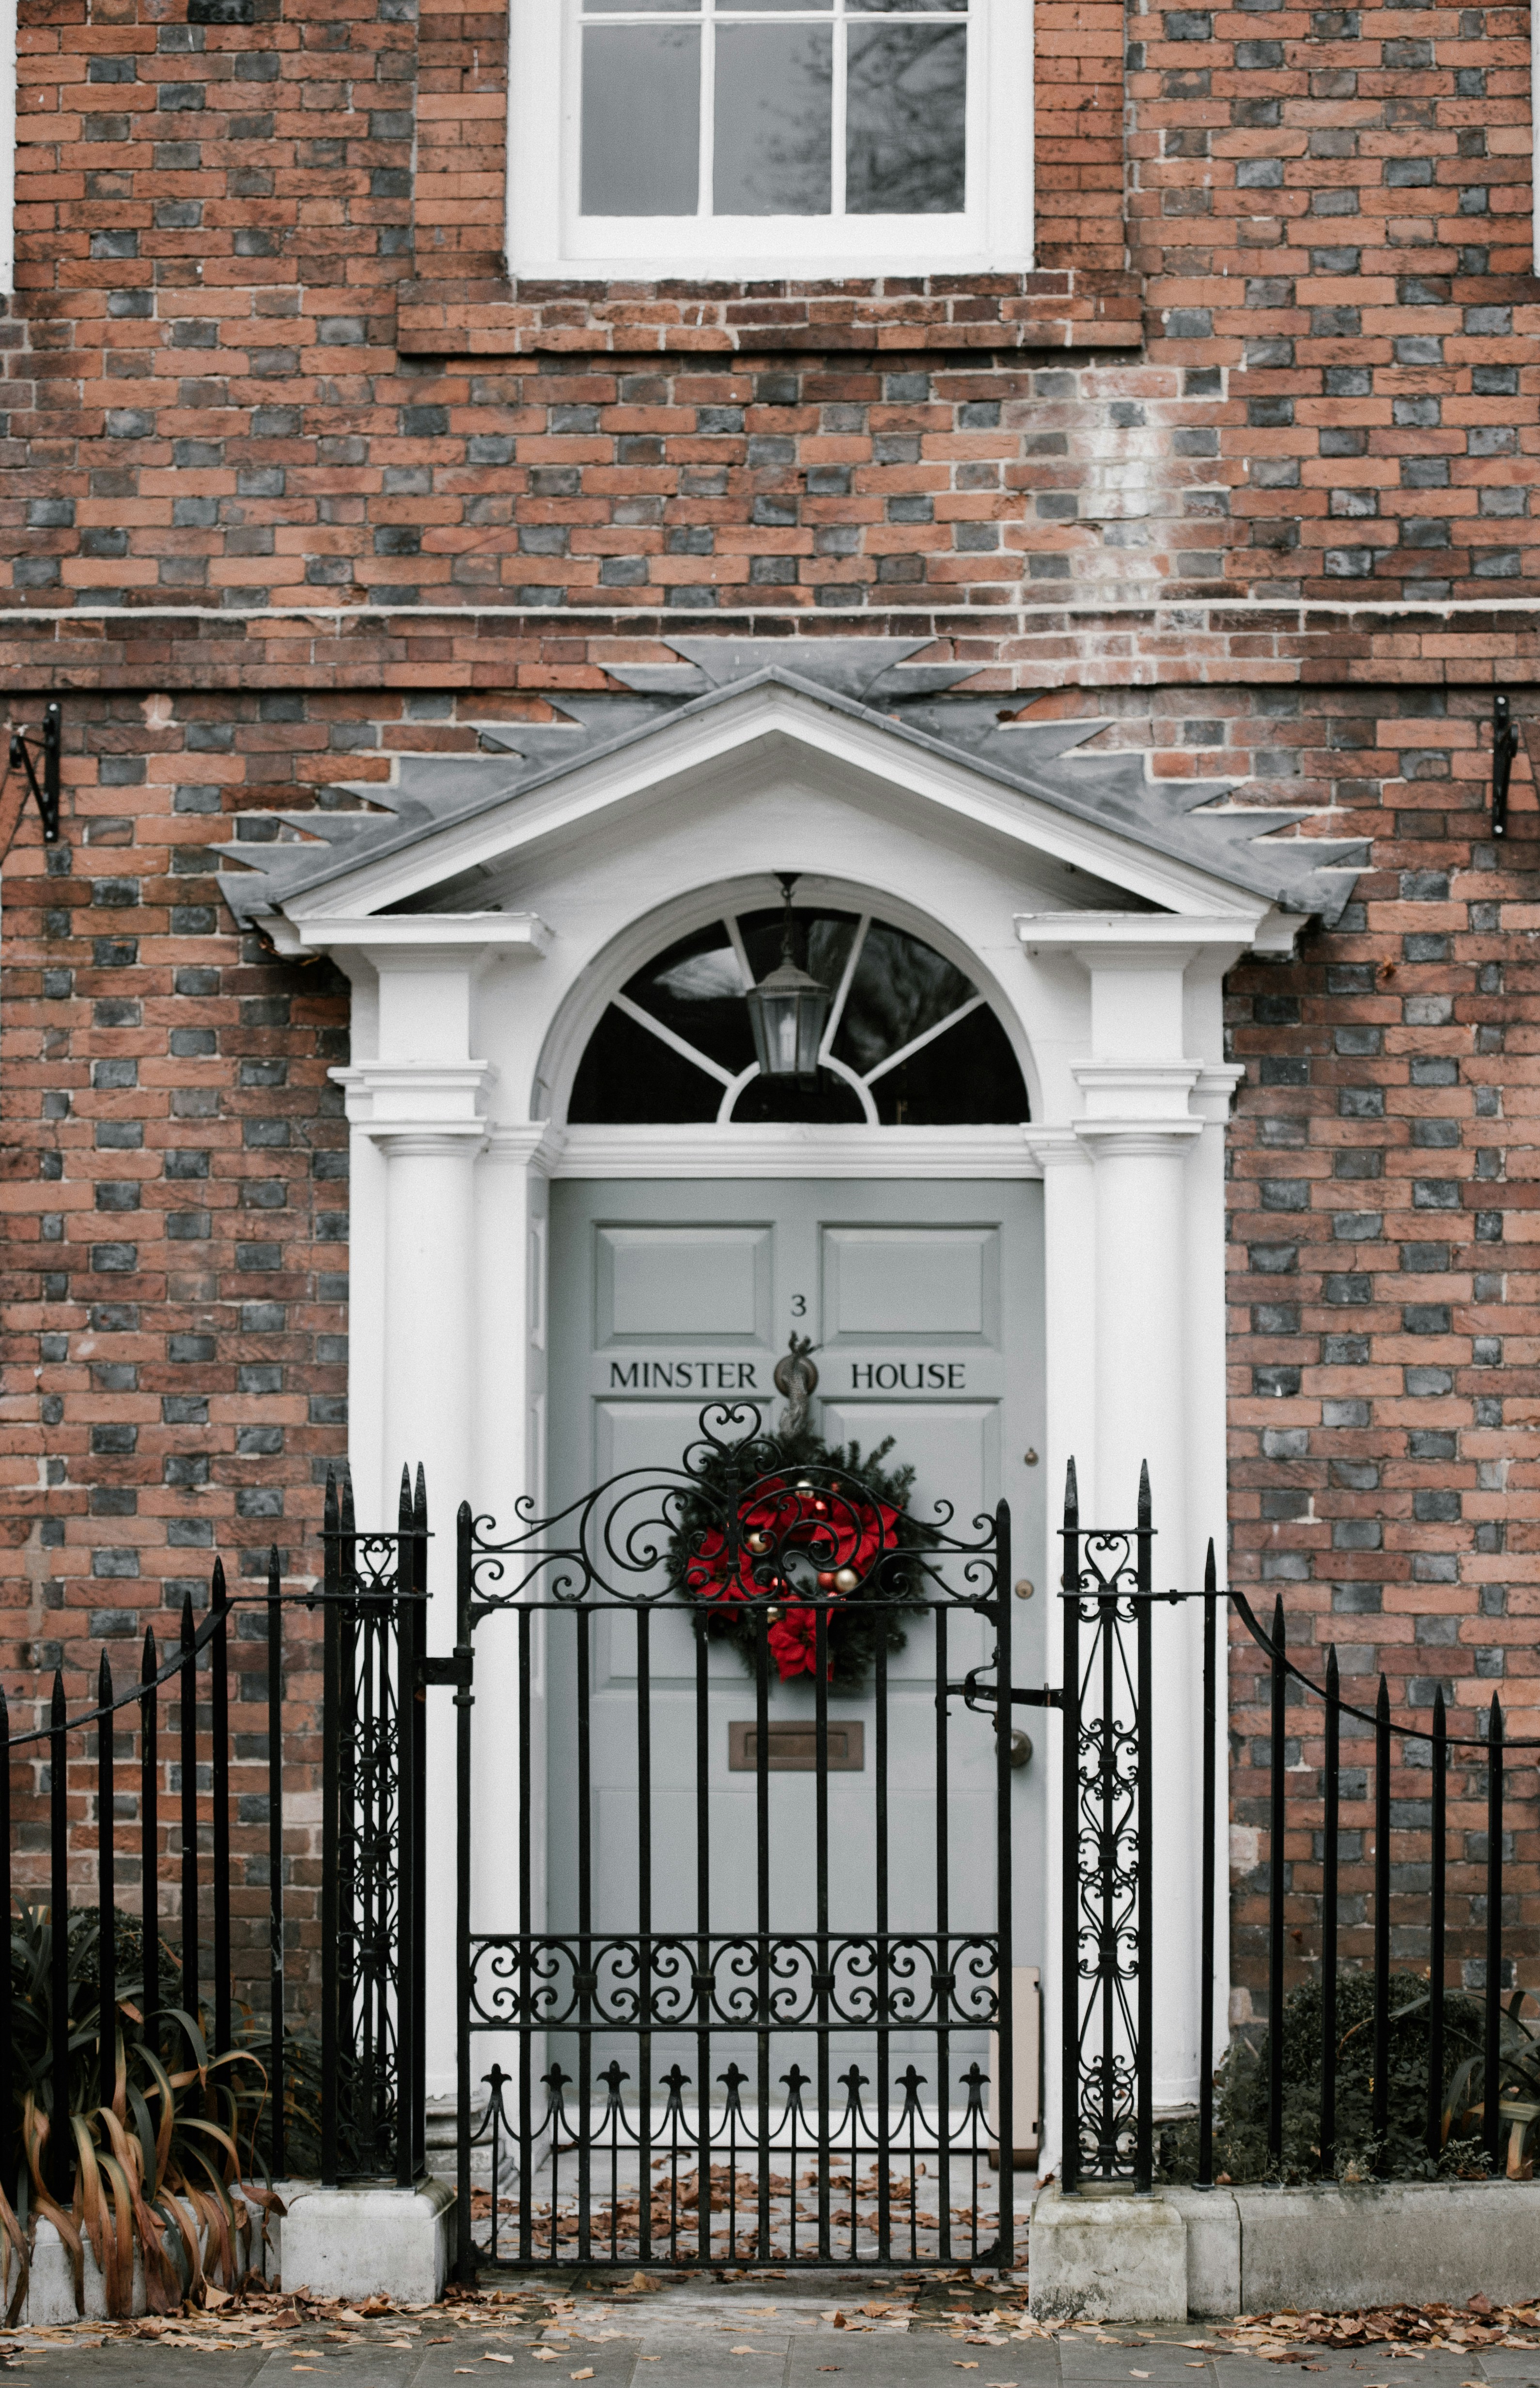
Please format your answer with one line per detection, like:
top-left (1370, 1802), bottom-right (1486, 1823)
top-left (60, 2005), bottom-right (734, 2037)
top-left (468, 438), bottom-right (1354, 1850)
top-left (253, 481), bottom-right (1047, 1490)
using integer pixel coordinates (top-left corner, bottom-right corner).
top-left (508, 0), bottom-right (1032, 278)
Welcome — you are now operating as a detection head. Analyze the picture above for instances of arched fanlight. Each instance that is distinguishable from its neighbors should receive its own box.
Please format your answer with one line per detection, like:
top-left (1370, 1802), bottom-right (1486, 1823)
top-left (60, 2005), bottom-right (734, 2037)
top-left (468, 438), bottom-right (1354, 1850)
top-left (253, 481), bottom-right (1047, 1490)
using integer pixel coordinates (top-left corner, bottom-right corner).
top-left (744, 874), bottom-right (831, 1085)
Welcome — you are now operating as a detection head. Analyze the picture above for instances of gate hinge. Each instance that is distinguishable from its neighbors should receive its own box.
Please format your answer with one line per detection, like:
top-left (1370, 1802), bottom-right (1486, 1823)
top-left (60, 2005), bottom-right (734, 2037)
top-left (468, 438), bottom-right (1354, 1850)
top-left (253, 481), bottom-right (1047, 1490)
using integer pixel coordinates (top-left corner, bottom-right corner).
top-left (417, 1652), bottom-right (473, 1689)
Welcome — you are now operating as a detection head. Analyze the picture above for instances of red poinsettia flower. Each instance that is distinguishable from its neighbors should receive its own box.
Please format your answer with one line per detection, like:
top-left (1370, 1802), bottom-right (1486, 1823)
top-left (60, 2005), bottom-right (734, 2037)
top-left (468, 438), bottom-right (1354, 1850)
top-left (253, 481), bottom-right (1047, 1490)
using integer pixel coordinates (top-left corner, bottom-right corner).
top-left (766, 1605), bottom-right (822, 1679)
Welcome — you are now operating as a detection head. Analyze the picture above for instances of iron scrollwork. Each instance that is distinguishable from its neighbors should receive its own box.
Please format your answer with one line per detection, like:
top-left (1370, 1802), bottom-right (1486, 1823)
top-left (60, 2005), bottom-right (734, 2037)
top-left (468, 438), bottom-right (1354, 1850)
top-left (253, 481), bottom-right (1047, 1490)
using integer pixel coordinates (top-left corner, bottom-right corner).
top-left (458, 1399), bottom-right (1003, 1618)
top-left (319, 1462), bottom-right (430, 2187)
top-left (1060, 1458), bottom-right (1155, 2191)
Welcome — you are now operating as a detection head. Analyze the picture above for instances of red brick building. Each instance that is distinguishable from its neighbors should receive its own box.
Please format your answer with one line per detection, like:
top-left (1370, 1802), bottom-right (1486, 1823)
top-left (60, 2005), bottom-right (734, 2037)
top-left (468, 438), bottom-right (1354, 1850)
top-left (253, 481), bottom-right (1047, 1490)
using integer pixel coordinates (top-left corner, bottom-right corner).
top-left (2, 0), bottom-right (1538, 2152)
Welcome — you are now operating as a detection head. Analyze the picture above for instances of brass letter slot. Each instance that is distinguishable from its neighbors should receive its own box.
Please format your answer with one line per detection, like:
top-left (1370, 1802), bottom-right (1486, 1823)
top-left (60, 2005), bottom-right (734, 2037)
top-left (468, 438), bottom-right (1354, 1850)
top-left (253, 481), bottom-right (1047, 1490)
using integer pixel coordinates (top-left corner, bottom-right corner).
top-left (728, 1720), bottom-right (865, 1772)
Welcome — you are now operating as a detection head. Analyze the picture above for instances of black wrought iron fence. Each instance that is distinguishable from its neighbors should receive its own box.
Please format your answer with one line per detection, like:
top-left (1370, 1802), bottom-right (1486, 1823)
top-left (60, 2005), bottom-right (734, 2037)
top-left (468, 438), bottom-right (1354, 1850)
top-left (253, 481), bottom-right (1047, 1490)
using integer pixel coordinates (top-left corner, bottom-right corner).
top-left (1060, 1461), bottom-right (1540, 2193)
top-left (0, 1465), bottom-right (428, 2212)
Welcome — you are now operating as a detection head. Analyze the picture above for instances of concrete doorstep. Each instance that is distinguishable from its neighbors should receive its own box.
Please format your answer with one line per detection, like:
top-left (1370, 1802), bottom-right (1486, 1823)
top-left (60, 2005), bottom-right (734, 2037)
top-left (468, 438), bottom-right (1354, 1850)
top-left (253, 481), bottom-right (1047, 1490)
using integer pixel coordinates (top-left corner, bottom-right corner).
top-left (1027, 2177), bottom-right (1540, 2322)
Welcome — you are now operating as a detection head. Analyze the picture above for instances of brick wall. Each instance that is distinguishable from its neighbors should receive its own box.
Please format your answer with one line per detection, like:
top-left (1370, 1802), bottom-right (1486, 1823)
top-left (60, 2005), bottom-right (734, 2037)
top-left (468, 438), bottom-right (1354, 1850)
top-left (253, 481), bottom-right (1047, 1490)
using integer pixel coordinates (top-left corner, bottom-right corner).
top-left (2, 0), bottom-right (1539, 2031)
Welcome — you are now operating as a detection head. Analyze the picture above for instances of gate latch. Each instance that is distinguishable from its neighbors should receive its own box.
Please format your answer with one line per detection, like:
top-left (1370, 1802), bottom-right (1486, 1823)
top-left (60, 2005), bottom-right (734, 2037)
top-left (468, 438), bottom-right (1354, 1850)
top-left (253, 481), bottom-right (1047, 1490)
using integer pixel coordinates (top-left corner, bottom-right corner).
top-left (947, 1665), bottom-right (1062, 1716)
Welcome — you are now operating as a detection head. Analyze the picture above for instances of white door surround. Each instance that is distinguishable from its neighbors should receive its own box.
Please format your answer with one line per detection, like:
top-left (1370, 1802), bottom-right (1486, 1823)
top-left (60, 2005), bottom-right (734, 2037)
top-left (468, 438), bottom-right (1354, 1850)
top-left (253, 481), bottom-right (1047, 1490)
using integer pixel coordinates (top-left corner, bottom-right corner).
top-left (235, 651), bottom-right (1355, 2162)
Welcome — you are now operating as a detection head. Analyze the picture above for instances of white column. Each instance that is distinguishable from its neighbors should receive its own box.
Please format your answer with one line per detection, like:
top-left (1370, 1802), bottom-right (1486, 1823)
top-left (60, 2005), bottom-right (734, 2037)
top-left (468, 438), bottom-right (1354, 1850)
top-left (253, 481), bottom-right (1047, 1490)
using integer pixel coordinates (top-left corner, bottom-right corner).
top-left (380, 1129), bottom-right (484, 1532)
top-left (1062, 943), bottom-right (1230, 2115)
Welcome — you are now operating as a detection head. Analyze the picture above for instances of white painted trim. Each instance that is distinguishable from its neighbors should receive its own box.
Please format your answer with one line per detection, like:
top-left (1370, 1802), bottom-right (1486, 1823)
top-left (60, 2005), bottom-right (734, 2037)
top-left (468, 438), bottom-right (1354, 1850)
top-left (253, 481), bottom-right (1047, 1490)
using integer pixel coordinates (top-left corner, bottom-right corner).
top-left (816, 911), bottom-right (870, 1064)
top-left (1016, 911), bottom-right (1262, 949)
top-left (270, 911), bottom-right (550, 961)
top-left (1535, 1), bottom-right (1540, 277)
top-left (543, 1122), bottom-right (1042, 1178)
top-left (507, 0), bottom-right (1032, 279)
top-left (0, 0), bottom-right (15, 298)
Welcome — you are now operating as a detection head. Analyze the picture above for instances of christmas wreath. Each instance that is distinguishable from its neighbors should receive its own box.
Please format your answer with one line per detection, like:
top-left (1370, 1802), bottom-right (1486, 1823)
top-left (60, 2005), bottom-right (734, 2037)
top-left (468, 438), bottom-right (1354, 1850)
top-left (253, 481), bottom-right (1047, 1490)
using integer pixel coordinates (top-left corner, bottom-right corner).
top-left (670, 1424), bottom-right (933, 1691)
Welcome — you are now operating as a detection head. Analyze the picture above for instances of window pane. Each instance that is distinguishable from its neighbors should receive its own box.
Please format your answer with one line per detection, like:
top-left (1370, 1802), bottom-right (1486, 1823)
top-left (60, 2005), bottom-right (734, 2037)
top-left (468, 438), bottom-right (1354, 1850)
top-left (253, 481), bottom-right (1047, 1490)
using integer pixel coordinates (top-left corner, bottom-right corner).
top-left (714, 24), bottom-right (833, 216)
top-left (848, 1), bottom-right (967, 13)
top-left (831, 922), bottom-right (976, 1076)
top-left (581, 25), bottom-right (700, 216)
top-left (731, 1068), bottom-right (865, 1126)
top-left (846, 22), bottom-right (966, 214)
top-left (568, 1005), bottom-right (722, 1124)
top-left (870, 1005), bottom-right (1028, 1127)
top-left (583, 2), bottom-right (699, 12)
top-left (623, 922), bottom-right (756, 1076)
top-left (719, 1), bottom-right (831, 10)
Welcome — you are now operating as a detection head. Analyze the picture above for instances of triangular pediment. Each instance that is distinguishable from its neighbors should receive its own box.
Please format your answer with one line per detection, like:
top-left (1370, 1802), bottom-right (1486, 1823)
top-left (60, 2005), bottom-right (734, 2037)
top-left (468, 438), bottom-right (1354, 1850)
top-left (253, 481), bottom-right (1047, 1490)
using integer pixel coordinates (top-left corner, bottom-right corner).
top-left (218, 639), bottom-right (1363, 933)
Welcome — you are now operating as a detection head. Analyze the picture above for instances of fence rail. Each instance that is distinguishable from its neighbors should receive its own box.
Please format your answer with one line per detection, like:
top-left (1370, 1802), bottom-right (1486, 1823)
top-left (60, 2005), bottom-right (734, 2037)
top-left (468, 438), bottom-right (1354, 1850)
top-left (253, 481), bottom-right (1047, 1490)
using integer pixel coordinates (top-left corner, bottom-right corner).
top-left (1060, 1460), bottom-right (1540, 2194)
top-left (0, 1466), bottom-right (428, 2211)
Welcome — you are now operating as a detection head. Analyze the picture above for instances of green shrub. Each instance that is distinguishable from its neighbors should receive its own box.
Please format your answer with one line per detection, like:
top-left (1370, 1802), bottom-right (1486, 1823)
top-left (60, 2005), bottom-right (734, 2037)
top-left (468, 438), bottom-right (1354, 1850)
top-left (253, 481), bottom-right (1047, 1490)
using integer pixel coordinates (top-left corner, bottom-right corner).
top-left (1160, 1970), bottom-right (1502, 2184)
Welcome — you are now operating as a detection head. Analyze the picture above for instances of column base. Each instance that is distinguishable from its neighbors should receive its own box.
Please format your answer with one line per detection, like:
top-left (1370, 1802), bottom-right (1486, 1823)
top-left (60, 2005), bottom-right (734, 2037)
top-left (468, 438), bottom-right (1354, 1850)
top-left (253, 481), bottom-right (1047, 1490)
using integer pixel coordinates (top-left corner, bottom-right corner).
top-left (274, 2177), bottom-right (457, 2303)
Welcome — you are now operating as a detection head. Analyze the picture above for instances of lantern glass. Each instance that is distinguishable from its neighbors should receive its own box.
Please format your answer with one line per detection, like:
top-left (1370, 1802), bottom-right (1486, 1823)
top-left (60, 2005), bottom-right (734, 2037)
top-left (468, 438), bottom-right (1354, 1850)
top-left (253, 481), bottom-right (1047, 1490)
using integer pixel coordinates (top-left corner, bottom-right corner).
top-left (746, 956), bottom-right (830, 1082)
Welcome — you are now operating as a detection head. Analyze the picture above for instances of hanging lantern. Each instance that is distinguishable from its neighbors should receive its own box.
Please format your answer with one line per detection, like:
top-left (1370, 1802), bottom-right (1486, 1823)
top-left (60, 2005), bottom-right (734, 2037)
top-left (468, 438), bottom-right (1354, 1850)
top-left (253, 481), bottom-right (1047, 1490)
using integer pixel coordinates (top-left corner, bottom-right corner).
top-left (745, 873), bottom-right (831, 1084)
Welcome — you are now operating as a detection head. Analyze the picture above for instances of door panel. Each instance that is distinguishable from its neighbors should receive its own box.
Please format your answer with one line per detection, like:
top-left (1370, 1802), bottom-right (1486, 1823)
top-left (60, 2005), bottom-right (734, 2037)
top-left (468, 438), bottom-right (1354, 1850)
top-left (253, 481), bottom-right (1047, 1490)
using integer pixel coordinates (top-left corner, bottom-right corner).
top-left (822, 1225), bottom-right (998, 1343)
top-left (597, 1224), bottom-right (772, 1345)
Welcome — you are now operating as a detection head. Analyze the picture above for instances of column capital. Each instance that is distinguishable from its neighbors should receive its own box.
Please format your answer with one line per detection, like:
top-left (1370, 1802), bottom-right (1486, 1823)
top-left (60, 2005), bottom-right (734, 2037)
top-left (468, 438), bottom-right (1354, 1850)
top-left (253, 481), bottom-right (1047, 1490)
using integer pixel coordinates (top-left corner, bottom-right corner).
top-left (1071, 1057), bottom-right (1204, 1140)
top-left (485, 1124), bottom-right (563, 1171)
top-left (1022, 1127), bottom-right (1092, 1169)
top-left (1193, 1063), bottom-right (1247, 1122)
top-left (371, 1126), bottom-right (491, 1160)
top-left (332, 1060), bottom-right (497, 1134)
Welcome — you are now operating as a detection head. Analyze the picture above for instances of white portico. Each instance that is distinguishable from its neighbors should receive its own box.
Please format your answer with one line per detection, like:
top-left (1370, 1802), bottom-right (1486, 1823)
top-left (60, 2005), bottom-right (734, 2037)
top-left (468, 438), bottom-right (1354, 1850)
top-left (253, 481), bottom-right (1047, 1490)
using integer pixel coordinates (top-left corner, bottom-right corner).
top-left (222, 638), bottom-right (1359, 2168)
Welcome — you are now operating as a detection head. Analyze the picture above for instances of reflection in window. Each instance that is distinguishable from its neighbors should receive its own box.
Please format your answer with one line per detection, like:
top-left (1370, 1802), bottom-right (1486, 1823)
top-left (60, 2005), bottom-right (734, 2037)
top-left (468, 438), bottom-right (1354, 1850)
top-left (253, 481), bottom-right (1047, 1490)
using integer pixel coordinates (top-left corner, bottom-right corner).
top-left (568, 906), bottom-right (1027, 1126)
top-left (578, 0), bottom-right (969, 221)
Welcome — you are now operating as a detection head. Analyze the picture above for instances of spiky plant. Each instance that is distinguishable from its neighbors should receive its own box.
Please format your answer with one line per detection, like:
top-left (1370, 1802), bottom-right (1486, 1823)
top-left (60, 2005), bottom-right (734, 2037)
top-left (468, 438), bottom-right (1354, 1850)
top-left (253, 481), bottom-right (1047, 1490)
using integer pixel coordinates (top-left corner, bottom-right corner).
top-left (1, 1903), bottom-right (280, 2320)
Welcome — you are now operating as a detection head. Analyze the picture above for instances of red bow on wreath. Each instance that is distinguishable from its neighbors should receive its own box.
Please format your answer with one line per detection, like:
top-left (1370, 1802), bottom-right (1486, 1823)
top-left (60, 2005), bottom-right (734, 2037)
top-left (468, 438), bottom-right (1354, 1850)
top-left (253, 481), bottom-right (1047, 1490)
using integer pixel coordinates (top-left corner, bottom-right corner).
top-left (684, 1475), bottom-right (903, 1681)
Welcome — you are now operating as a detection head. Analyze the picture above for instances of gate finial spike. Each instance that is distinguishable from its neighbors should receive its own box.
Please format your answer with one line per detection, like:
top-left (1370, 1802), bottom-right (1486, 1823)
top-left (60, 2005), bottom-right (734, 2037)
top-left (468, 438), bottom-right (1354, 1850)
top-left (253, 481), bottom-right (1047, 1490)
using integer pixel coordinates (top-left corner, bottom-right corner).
top-left (341, 1463), bottom-right (356, 1540)
top-left (1271, 1592), bottom-right (1285, 1654)
top-left (414, 1461), bottom-right (427, 1534)
top-left (1063, 1455), bottom-right (1079, 1528)
top-left (1326, 1643), bottom-right (1339, 1694)
top-left (142, 1625), bottom-right (157, 1681)
top-left (398, 1464), bottom-right (412, 1534)
top-left (324, 1466), bottom-right (338, 1540)
top-left (1204, 1537), bottom-right (1216, 1593)
top-left (211, 1555), bottom-right (226, 1612)
top-left (1377, 1672), bottom-right (1390, 1721)
top-left (98, 1650), bottom-right (112, 1705)
top-left (268, 1544), bottom-right (280, 1599)
top-left (1137, 1459), bottom-right (1151, 1528)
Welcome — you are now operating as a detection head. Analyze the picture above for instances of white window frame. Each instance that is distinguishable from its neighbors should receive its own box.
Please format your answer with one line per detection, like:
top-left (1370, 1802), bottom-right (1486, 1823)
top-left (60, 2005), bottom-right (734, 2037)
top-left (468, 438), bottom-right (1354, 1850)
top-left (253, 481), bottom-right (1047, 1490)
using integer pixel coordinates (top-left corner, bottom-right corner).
top-left (506, 0), bottom-right (1033, 281)
top-left (0, 0), bottom-right (15, 297)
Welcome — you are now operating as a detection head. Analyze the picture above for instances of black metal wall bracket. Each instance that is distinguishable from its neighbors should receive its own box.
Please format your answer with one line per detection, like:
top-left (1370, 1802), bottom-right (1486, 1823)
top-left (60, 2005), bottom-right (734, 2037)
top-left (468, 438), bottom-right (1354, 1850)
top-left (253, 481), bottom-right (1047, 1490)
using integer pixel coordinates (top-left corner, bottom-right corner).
top-left (7, 700), bottom-right (62, 843)
top-left (1493, 691), bottom-right (1520, 841)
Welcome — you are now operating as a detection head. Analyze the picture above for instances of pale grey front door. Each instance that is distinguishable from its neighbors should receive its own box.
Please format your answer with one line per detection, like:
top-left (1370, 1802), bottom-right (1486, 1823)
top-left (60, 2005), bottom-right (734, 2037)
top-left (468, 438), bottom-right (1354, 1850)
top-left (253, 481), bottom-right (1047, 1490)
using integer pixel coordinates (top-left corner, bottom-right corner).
top-left (546, 1176), bottom-right (1046, 2099)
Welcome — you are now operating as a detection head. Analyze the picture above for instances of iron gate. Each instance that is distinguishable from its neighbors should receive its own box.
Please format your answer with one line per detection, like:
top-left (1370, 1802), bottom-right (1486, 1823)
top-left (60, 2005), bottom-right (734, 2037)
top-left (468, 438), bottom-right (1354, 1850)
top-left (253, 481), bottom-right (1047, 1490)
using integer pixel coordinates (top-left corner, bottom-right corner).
top-left (449, 1401), bottom-right (1023, 2276)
